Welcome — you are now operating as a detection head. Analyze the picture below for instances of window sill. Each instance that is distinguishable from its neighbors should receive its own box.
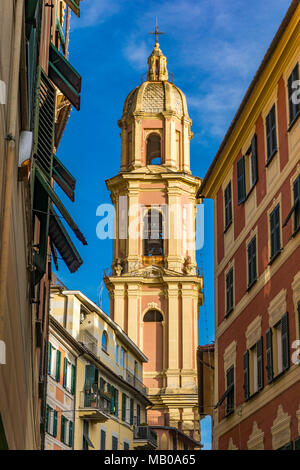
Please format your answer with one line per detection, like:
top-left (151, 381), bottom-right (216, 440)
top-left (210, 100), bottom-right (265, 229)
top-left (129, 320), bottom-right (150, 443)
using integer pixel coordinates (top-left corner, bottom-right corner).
top-left (265, 149), bottom-right (278, 168)
top-left (269, 249), bottom-right (282, 266)
top-left (247, 278), bottom-right (257, 292)
top-left (288, 112), bottom-right (300, 133)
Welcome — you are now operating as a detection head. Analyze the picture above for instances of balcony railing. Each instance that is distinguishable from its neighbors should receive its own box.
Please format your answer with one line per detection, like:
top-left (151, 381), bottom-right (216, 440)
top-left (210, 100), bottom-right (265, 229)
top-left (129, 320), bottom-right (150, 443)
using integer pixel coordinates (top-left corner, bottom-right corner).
top-left (125, 369), bottom-right (148, 396)
top-left (134, 426), bottom-right (157, 448)
top-left (79, 390), bottom-right (110, 422)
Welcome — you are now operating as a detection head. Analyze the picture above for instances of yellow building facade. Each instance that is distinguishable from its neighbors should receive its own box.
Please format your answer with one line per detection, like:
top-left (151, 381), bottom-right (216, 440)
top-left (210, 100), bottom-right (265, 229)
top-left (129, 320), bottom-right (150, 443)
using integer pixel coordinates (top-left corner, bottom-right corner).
top-left (104, 40), bottom-right (204, 447)
top-left (50, 280), bottom-right (156, 450)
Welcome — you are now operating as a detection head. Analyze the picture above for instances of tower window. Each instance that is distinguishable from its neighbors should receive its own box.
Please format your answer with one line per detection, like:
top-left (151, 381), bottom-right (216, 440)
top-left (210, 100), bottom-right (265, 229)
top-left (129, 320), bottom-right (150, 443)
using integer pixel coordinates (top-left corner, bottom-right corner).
top-left (143, 309), bottom-right (163, 322)
top-left (143, 209), bottom-right (164, 256)
top-left (146, 133), bottom-right (161, 165)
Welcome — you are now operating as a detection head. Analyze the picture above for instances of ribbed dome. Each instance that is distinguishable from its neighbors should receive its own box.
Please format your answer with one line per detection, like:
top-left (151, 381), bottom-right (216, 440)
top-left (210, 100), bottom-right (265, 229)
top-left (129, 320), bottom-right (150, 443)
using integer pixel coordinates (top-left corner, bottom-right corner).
top-left (122, 80), bottom-right (189, 119)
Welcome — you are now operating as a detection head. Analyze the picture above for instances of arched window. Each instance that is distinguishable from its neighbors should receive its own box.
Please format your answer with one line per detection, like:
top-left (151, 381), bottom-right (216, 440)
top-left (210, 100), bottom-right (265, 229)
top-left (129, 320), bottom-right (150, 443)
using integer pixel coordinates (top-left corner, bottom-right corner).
top-left (143, 209), bottom-right (164, 256)
top-left (143, 309), bottom-right (163, 322)
top-left (101, 331), bottom-right (108, 352)
top-left (146, 133), bottom-right (161, 165)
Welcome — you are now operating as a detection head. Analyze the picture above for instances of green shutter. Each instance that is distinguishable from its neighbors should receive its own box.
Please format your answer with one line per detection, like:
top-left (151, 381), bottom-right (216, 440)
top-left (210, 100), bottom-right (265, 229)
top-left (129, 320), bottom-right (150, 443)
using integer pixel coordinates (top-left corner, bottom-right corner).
top-left (122, 394), bottom-right (126, 421)
top-left (110, 386), bottom-right (115, 414)
top-left (45, 405), bottom-right (50, 433)
top-left (266, 328), bottom-right (274, 383)
top-left (55, 350), bottom-right (61, 382)
top-left (61, 416), bottom-right (66, 443)
top-left (237, 155), bottom-right (246, 204)
top-left (282, 312), bottom-right (290, 371)
top-left (130, 398), bottom-right (134, 425)
top-left (251, 134), bottom-right (258, 186)
top-left (63, 357), bottom-right (68, 388)
top-left (257, 337), bottom-right (264, 391)
top-left (71, 364), bottom-right (76, 395)
top-left (53, 410), bottom-right (58, 437)
top-left (48, 343), bottom-right (52, 375)
top-left (243, 351), bottom-right (249, 401)
top-left (69, 421), bottom-right (73, 447)
top-left (84, 365), bottom-right (96, 391)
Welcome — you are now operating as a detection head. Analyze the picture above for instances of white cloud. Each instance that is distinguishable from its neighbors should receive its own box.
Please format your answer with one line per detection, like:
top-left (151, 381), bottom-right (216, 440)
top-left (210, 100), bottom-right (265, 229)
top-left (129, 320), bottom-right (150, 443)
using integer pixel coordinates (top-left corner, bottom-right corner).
top-left (71, 0), bottom-right (122, 29)
top-left (122, 39), bottom-right (149, 71)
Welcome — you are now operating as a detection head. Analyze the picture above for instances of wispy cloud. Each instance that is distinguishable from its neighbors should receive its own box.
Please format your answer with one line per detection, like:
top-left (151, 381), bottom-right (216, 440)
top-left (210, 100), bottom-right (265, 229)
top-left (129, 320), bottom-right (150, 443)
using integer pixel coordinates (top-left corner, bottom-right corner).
top-left (71, 0), bottom-right (122, 29)
top-left (122, 39), bottom-right (149, 71)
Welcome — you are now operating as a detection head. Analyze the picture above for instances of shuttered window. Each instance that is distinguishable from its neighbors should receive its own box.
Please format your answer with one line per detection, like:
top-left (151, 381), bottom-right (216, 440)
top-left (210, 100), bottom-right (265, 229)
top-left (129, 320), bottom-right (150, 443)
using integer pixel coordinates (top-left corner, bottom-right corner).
top-left (281, 312), bottom-right (290, 372)
top-left (48, 342), bottom-right (52, 375)
top-left (248, 236), bottom-right (257, 288)
top-left (270, 204), bottom-right (281, 261)
top-left (112, 436), bottom-right (118, 450)
top-left (137, 404), bottom-right (141, 426)
top-left (122, 394), bottom-right (126, 421)
top-left (100, 430), bottom-right (106, 450)
top-left (61, 416), bottom-right (66, 443)
top-left (250, 134), bottom-right (258, 187)
top-left (257, 337), bottom-right (264, 392)
top-left (288, 63), bottom-right (300, 125)
top-left (69, 421), bottom-right (73, 447)
top-left (71, 364), bottom-right (76, 395)
top-left (224, 182), bottom-right (232, 230)
top-left (266, 328), bottom-right (274, 383)
top-left (63, 358), bottom-right (68, 389)
top-left (226, 366), bottom-right (234, 416)
top-left (124, 442), bottom-right (130, 450)
top-left (226, 268), bottom-right (234, 315)
top-left (266, 105), bottom-right (277, 162)
top-left (130, 398), bottom-right (134, 425)
top-left (53, 410), bottom-right (58, 437)
top-left (243, 351), bottom-right (249, 401)
top-left (55, 350), bottom-right (61, 382)
top-left (237, 155), bottom-right (246, 204)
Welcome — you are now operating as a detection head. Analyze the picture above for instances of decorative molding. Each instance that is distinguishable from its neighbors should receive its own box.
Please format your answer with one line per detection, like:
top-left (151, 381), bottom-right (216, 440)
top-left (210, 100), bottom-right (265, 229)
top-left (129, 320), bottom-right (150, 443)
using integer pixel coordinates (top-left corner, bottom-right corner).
top-left (271, 405), bottom-right (291, 450)
top-left (247, 421), bottom-right (264, 450)
top-left (268, 289), bottom-right (287, 327)
top-left (228, 437), bottom-right (238, 450)
top-left (246, 316), bottom-right (262, 350)
top-left (224, 341), bottom-right (237, 373)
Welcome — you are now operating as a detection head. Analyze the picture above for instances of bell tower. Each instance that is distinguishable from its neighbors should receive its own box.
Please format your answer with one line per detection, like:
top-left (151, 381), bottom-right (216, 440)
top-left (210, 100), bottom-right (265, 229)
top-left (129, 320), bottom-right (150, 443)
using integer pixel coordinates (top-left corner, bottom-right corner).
top-left (104, 38), bottom-right (204, 445)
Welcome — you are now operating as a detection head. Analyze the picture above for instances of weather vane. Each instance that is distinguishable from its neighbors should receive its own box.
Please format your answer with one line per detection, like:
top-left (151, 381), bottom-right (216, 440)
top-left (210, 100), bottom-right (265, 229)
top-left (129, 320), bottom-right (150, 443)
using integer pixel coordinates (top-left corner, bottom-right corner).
top-left (149, 18), bottom-right (165, 44)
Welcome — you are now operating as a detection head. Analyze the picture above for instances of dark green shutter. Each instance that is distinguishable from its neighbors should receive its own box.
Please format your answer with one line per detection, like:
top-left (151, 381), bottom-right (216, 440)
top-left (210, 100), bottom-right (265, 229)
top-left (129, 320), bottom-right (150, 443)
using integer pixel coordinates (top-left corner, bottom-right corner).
top-left (251, 134), bottom-right (258, 186)
top-left (48, 343), bottom-right (52, 374)
top-left (55, 350), bottom-right (61, 382)
top-left (53, 410), bottom-right (58, 437)
top-left (295, 437), bottom-right (300, 450)
top-left (282, 312), bottom-right (290, 371)
top-left (71, 364), bottom-right (76, 395)
top-left (237, 155), bottom-right (246, 204)
top-left (257, 337), bottom-right (264, 391)
top-left (243, 351), bottom-right (250, 401)
top-left (69, 421), bottom-right (73, 447)
top-left (84, 365), bottom-right (96, 391)
top-left (130, 398), bottom-right (134, 425)
top-left (110, 386), bottom-right (115, 414)
top-left (63, 357), bottom-right (68, 388)
top-left (100, 430), bottom-right (106, 450)
top-left (266, 328), bottom-right (274, 383)
top-left (45, 405), bottom-right (50, 433)
top-left (61, 416), bottom-right (66, 443)
top-left (122, 394), bottom-right (126, 421)
top-left (224, 183), bottom-right (232, 229)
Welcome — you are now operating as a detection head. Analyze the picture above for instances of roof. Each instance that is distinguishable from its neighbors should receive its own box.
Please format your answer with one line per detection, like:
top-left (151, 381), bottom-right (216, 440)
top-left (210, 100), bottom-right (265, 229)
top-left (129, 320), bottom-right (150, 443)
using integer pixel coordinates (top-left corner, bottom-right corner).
top-left (197, 0), bottom-right (300, 198)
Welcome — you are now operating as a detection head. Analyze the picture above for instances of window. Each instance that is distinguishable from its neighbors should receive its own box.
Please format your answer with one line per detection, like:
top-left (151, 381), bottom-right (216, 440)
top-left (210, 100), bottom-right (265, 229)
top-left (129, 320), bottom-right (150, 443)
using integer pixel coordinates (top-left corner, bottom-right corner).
top-left (137, 404), bottom-right (141, 426)
top-left (69, 421), bottom-right (73, 448)
top-left (63, 358), bottom-right (75, 392)
top-left (102, 331), bottom-right (108, 353)
top-left (226, 366), bottom-right (234, 416)
top-left (112, 436), bottom-right (118, 450)
top-left (116, 344), bottom-right (119, 364)
top-left (173, 436), bottom-right (177, 450)
top-left (110, 386), bottom-right (119, 417)
top-left (143, 309), bottom-right (163, 322)
top-left (247, 236), bottom-right (257, 288)
top-left (283, 175), bottom-right (300, 235)
top-left (224, 182), bottom-right (232, 230)
top-left (61, 415), bottom-right (67, 444)
top-left (266, 312), bottom-right (289, 383)
top-left (146, 133), bottom-right (161, 165)
top-left (266, 105), bottom-right (277, 162)
top-left (124, 441), bottom-right (130, 450)
top-left (237, 135), bottom-right (258, 205)
top-left (48, 343), bottom-right (57, 377)
top-left (46, 405), bottom-right (57, 437)
top-left (237, 156), bottom-right (246, 204)
top-left (270, 204), bottom-right (281, 261)
top-left (226, 268), bottom-right (234, 316)
top-left (143, 209), bottom-right (164, 256)
top-left (288, 63), bottom-right (300, 125)
top-left (100, 430), bottom-right (106, 450)
top-left (82, 420), bottom-right (93, 450)
top-left (120, 347), bottom-right (126, 368)
top-left (130, 398), bottom-right (134, 425)
top-left (243, 338), bottom-right (263, 401)
top-left (122, 393), bottom-right (129, 422)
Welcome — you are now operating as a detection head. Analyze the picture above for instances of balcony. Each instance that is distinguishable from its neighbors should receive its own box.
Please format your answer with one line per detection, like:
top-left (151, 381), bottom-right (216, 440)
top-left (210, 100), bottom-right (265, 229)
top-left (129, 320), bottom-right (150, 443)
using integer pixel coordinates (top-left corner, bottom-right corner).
top-left (133, 426), bottom-right (157, 450)
top-left (78, 390), bottom-right (110, 422)
top-left (125, 369), bottom-right (148, 397)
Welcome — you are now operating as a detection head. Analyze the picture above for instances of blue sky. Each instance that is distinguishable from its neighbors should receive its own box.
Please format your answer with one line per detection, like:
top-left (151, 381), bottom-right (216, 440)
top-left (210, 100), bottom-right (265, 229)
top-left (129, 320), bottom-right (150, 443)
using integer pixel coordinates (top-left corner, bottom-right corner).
top-left (54, 0), bottom-right (292, 449)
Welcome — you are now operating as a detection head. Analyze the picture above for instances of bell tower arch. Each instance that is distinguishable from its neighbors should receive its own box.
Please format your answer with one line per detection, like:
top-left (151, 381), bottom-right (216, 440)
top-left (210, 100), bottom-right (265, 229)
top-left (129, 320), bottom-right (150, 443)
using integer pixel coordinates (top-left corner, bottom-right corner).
top-left (104, 39), bottom-right (204, 445)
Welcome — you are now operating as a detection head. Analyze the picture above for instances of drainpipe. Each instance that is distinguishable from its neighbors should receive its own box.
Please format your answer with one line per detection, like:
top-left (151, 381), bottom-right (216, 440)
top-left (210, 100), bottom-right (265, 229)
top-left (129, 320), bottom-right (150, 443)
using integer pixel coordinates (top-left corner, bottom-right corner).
top-left (0, 0), bottom-right (25, 338)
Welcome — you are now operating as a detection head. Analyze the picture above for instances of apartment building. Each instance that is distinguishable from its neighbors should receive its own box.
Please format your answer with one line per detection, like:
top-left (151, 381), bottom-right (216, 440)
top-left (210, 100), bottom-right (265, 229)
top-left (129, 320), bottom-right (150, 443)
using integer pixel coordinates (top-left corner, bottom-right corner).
top-left (198, 0), bottom-right (300, 450)
top-left (49, 280), bottom-right (157, 450)
top-left (0, 0), bottom-right (85, 449)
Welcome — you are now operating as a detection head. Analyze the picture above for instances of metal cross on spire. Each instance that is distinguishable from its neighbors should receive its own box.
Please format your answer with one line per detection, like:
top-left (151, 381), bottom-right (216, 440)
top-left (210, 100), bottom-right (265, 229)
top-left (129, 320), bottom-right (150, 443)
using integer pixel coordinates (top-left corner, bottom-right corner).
top-left (148, 18), bottom-right (165, 44)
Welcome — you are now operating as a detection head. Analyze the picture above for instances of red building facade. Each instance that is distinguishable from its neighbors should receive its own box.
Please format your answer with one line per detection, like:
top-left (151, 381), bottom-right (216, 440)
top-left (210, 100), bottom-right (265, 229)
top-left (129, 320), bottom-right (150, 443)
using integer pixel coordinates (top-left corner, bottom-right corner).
top-left (198, 0), bottom-right (300, 450)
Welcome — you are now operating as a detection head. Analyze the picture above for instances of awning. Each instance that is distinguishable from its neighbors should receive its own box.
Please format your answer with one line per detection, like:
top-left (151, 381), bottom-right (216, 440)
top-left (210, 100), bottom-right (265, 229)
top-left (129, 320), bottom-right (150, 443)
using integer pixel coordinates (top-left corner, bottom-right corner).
top-left (49, 207), bottom-right (83, 273)
top-left (53, 154), bottom-right (76, 201)
top-left (49, 43), bottom-right (81, 110)
top-left (35, 167), bottom-right (87, 245)
top-left (65, 0), bottom-right (81, 17)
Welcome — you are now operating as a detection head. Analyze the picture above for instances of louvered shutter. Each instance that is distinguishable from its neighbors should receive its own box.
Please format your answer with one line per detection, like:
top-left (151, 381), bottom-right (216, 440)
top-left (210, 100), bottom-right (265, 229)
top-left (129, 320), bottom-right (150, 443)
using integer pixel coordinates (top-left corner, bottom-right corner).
top-left (257, 337), bottom-right (264, 391)
top-left (100, 430), bottom-right (106, 450)
top-left (55, 350), bottom-right (61, 382)
top-left (61, 416), bottom-right (66, 443)
top-left (48, 343), bottom-right (52, 375)
top-left (71, 364), bottom-right (76, 395)
top-left (243, 351), bottom-right (250, 401)
top-left (266, 328), bottom-right (274, 383)
top-left (45, 405), bottom-right (50, 433)
top-left (130, 398), bottom-right (134, 425)
top-left (226, 366), bottom-right (234, 415)
top-left (53, 410), bottom-right (58, 437)
top-left (237, 156), bottom-right (246, 204)
top-left (69, 421), bottom-right (73, 447)
top-left (251, 134), bottom-right (258, 186)
top-left (282, 312), bottom-right (290, 371)
top-left (63, 357), bottom-right (68, 388)
top-left (84, 365), bottom-right (96, 391)
top-left (122, 394), bottom-right (126, 421)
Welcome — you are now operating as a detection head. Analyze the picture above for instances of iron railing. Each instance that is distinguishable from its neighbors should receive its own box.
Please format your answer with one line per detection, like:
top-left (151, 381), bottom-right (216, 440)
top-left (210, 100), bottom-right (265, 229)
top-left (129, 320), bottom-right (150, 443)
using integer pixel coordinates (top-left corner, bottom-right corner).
top-left (134, 426), bottom-right (157, 447)
top-left (125, 369), bottom-right (148, 396)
